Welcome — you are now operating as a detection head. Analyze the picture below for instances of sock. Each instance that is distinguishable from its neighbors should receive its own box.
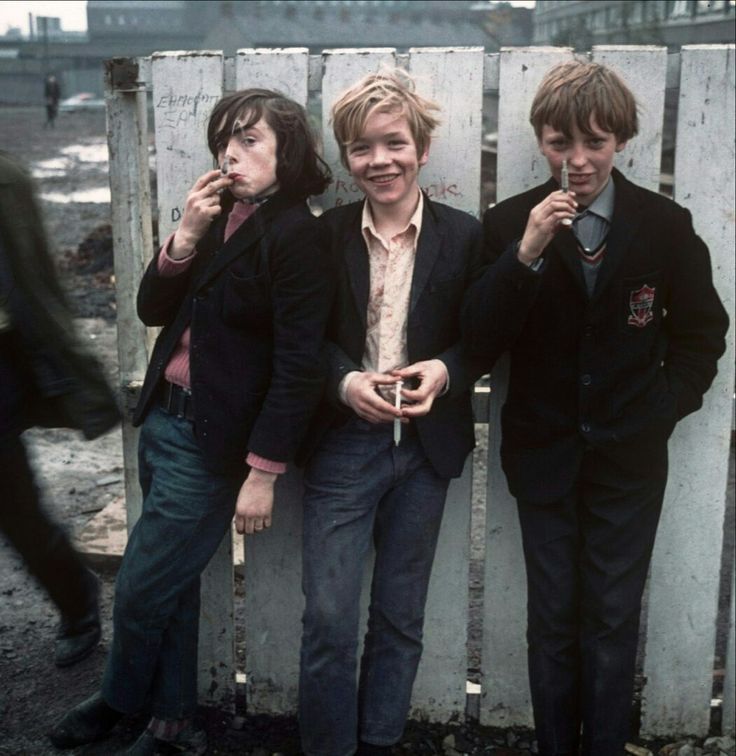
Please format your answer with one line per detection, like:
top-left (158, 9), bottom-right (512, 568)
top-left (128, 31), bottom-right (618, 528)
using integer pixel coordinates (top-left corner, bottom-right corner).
top-left (146, 717), bottom-right (190, 741)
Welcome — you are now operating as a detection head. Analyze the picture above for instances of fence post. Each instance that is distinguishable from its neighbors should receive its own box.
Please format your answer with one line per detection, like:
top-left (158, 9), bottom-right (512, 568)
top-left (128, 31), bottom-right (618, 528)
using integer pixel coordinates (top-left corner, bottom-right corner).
top-left (641, 44), bottom-right (736, 736)
top-left (104, 56), bottom-right (153, 528)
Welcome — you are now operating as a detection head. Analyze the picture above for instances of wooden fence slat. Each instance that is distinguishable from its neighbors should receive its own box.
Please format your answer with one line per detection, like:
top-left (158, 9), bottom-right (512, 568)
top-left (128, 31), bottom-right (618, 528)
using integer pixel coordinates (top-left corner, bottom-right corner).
top-left (235, 47), bottom-right (309, 104)
top-left (151, 51), bottom-right (224, 242)
top-left (723, 558), bottom-right (735, 735)
top-left (105, 57), bottom-right (153, 527)
top-left (235, 48), bottom-right (310, 714)
top-left (642, 44), bottom-right (736, 736)
top-left (150, 50), bottom-right (237, 710)
top-left (408, 46), bottom-right (484, 217)
top-left (403, 47), bottom-right (483, 719)
top-left (321, 48), bottom-right (397, 210)
top-left (482, 46), bottom-right (572, 727)
top-left (495, 46), bottom-right (572, 203)
top-left (591, 46), bottom-right (667, 193)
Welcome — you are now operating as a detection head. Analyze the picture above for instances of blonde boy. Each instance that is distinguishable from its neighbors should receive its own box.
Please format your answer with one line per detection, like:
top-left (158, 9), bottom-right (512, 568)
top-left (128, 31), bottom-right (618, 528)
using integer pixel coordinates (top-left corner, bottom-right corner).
top-left (298, 70), bottom-right (485, 756)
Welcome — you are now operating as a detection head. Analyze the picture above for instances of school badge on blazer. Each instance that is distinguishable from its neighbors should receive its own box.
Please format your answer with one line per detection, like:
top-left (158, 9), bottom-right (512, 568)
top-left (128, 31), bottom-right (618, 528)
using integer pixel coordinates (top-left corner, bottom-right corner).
top-left (627, 284), bottom-right (656, 328)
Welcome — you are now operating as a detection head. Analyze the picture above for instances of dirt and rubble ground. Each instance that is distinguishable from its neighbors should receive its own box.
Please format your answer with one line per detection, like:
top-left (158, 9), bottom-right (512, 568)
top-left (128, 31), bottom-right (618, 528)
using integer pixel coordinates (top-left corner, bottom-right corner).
top-left (0, 106), bottom-right (732, 756)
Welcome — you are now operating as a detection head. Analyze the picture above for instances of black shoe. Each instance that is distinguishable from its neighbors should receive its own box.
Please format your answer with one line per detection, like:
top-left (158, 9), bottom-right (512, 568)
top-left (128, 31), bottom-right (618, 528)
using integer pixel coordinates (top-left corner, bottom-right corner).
top-left (48, 691), bottom-right (123, 749)
top-left (357, 742), bottom-right (393, 756)
top-left (125, 724), bottom-right (208, 755)
top-left (54, 571), bottom-right (101, 667)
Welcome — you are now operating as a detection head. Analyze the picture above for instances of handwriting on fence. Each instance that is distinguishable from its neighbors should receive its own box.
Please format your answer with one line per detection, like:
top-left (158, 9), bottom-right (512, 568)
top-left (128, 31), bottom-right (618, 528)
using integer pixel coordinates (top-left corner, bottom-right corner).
top-left (155, 92), bottom-right (220, 130)
top-left (330, 176), bottom-right (463, 206)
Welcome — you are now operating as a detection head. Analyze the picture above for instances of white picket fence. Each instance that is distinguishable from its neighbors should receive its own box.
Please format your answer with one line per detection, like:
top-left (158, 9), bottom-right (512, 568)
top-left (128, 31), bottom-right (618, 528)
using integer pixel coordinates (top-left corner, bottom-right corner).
top-left (105, 45), bottom-right (735, 737)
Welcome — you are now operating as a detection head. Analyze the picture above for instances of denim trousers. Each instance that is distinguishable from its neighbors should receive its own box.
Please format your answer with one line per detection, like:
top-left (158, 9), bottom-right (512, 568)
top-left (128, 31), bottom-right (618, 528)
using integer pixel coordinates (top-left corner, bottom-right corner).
top-left (102, 406), bottom-right (241, 719)
top-left (299, 417), bottom-right (449, 756)
top-left (517, 445), bottom-right (667, 756)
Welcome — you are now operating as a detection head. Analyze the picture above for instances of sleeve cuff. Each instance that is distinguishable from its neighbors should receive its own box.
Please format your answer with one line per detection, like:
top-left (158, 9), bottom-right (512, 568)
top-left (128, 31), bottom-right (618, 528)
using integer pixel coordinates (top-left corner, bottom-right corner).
top-left (338, 370), bottom-right (361, 406)
top-left (157, 232), bottom-right (196, 277)
top-left (246, 452), bottom-right (286, 475)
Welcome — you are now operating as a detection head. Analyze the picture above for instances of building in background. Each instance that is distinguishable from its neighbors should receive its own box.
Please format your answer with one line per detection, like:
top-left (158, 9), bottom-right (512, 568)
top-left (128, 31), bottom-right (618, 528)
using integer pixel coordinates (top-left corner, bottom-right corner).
top-left (533, 0), bottom-right (735, 49)
top-left (0, 0), bottom-right (532, 104)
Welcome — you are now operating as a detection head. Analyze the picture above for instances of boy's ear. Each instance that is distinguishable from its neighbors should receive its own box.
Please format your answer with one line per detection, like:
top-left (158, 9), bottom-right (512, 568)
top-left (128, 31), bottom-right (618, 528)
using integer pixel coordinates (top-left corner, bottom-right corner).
top-left (418, 139), bottom-right (430, 167)
top-left (615, 141), bottom-right (628, 153)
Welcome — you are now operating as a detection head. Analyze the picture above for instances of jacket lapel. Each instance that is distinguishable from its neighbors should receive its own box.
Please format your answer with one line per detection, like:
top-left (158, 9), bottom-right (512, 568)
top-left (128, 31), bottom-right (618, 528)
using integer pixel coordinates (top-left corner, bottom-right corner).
top-left (534, 178), bottom-right (587, 296)
top-left (409, 196), bottom-right (443, 313)
top-left (590, 170), bottom-right (643, 300)
top-left (343, 205), bottom-right (370, 329)
top-left (194, 193), bottom-right (297, 290)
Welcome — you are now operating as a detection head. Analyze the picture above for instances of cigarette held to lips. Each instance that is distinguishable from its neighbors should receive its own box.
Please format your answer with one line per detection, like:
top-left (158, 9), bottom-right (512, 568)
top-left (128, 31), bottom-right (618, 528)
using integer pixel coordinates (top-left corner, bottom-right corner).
top-left (560, 158), bottom-right (572, 226)
top-left (561, 158), bottom-right (573, 226)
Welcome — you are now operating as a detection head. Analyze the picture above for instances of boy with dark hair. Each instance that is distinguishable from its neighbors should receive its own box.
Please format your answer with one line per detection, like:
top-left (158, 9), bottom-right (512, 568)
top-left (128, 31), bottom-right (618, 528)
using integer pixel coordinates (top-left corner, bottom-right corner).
top-left (298, 69), bottom-right (485, 755)
top-left (462, 61), bottom-right (728, 755)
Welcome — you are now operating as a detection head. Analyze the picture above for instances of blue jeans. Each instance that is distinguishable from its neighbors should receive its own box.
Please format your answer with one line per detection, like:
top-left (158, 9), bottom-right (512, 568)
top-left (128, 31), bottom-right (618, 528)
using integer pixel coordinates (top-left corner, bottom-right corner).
top-left (102, 406), bottom-right (241, 719)
top-left (299, 418), bottom-right (449, 756)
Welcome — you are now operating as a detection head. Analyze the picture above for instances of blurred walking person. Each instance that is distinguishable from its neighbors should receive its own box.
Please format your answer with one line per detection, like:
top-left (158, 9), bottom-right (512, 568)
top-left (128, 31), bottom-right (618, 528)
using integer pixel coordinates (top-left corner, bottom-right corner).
top-left (44, 75), bottom-right (61, 128)
top-left (0, 151), bottom-right (120, 667)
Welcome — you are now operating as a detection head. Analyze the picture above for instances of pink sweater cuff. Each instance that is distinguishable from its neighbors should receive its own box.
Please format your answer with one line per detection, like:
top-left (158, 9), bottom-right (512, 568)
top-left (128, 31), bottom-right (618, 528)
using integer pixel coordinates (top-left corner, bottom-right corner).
top-left (157, 232), bottom-right (196, 276)
top-left (246, 452), bottom-right (286, 475)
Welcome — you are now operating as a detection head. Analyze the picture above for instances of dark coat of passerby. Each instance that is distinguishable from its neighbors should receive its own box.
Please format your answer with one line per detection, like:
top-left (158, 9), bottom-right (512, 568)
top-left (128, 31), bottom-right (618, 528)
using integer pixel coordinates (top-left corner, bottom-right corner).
top-left (0, 150), bottom-right (120, 667)
top-left (44, 75), bottom-right (61, 127)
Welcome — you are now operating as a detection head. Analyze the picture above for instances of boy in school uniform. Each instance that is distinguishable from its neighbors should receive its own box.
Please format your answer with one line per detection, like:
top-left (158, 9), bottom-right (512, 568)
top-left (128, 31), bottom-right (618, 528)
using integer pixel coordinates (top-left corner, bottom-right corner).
top-left (297, 70), bottom-right (486, 756)
top-left (462, 61), bottom-right (728, 755)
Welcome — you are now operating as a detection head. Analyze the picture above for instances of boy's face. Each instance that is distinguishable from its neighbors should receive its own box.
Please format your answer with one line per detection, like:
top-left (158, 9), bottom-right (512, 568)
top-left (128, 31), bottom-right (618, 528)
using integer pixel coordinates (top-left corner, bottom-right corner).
top-left (345, 109), bottom-right (429, 211)
top-left (538, 116), bottom-right (626, 205)
top-left (217, 113), bottom-right (279, 201)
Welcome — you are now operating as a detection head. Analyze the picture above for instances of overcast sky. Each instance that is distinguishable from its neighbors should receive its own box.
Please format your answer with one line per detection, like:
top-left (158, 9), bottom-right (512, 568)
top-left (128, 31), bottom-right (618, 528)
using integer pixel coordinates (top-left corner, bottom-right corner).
top-left (0, 1), bottom-right (536, 35)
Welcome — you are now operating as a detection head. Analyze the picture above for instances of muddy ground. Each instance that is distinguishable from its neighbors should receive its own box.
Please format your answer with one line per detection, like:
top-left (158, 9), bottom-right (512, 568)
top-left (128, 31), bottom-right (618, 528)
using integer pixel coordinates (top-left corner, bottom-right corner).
top-left (0, 106), bottom-right (732, 756)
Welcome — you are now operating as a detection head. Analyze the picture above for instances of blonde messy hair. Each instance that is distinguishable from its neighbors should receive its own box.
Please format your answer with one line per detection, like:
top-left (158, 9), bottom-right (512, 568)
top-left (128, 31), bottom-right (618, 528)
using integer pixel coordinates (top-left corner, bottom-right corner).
top-left (530, 61), bottom-right (638, 143)
top-left (330, 68), bottom-right (441, 169)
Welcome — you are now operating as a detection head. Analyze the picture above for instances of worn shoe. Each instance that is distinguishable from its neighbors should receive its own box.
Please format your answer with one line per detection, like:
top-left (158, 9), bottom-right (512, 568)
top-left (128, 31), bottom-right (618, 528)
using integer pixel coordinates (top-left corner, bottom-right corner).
top-left (54, 570), bottom-right (101, 667)
top-left (125, 724), bottom-right (208, 755)
top-left (48, 691), bottom-right (123, 749)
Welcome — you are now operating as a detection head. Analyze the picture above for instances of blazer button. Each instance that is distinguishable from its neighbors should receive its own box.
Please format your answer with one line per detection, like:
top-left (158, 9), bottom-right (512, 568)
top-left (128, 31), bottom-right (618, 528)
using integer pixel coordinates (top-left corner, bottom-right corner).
top-left (581, 374), bottom-right (592, 386)
top-left (581, 422), bottom-right (591, 433)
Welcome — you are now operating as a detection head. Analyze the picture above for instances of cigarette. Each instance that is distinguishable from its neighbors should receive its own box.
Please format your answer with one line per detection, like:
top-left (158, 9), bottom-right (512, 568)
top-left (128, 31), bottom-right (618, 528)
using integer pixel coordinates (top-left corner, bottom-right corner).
top-left (561, 158), bottom-right (572, 226)
top-left (393, 380), bottom-right (403, 446)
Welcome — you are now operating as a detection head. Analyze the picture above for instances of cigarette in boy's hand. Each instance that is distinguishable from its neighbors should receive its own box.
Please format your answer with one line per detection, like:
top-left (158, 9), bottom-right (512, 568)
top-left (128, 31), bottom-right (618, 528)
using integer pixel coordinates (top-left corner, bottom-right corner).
top-left (560, 158), bottom-right (573, 226)
top-left (393, 380), bottom-right (403, 446)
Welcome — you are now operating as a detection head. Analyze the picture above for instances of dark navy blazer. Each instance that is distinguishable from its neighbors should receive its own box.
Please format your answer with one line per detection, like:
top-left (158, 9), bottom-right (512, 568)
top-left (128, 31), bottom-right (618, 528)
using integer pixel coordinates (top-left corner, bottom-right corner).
top-left (134, 192), bottom-right (335, 475)
top-left (299, 194), bottom-right (487, 480)
top-left (462, 168), bottom-right (729, 503)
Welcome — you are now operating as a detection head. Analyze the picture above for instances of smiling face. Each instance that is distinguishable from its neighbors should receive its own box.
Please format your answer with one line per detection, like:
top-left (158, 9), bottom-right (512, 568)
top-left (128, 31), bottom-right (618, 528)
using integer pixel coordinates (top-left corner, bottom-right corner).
top-left (539, 117), bottom-right (626, 205)
top-left (345, 108), bottom-right (429, 215)
top-left (217, 115), bottom-right (279, 201)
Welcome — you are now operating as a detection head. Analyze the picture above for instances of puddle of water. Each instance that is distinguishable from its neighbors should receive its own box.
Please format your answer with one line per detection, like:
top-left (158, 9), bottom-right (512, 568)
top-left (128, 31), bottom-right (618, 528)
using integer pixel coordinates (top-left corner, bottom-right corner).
top-left (40, 187), bottom-right (111, 204)
top-left (60, 142), bottom-right (109, 163)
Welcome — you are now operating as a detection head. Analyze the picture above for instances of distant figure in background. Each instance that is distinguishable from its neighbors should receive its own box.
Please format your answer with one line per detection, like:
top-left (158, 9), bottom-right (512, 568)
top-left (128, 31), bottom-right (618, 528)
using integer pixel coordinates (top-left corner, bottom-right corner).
top-left (44, 75), bottom-right (61, 127)
top-left (0, 151), bottom-right (120, 667)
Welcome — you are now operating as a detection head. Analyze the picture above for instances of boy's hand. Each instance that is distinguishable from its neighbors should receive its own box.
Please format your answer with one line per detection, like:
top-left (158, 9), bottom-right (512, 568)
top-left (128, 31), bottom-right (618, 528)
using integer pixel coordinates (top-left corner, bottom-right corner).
top-left (392, 359), bottom-right (448, 418)
top-left (345, 372), bottom-right (403, 424)
top-left (171, 169), bottom-right (233, 259)
top-left (234, 468), bottom-right (276, 535)
top-left (518, 190), bottom-right (577, 265)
